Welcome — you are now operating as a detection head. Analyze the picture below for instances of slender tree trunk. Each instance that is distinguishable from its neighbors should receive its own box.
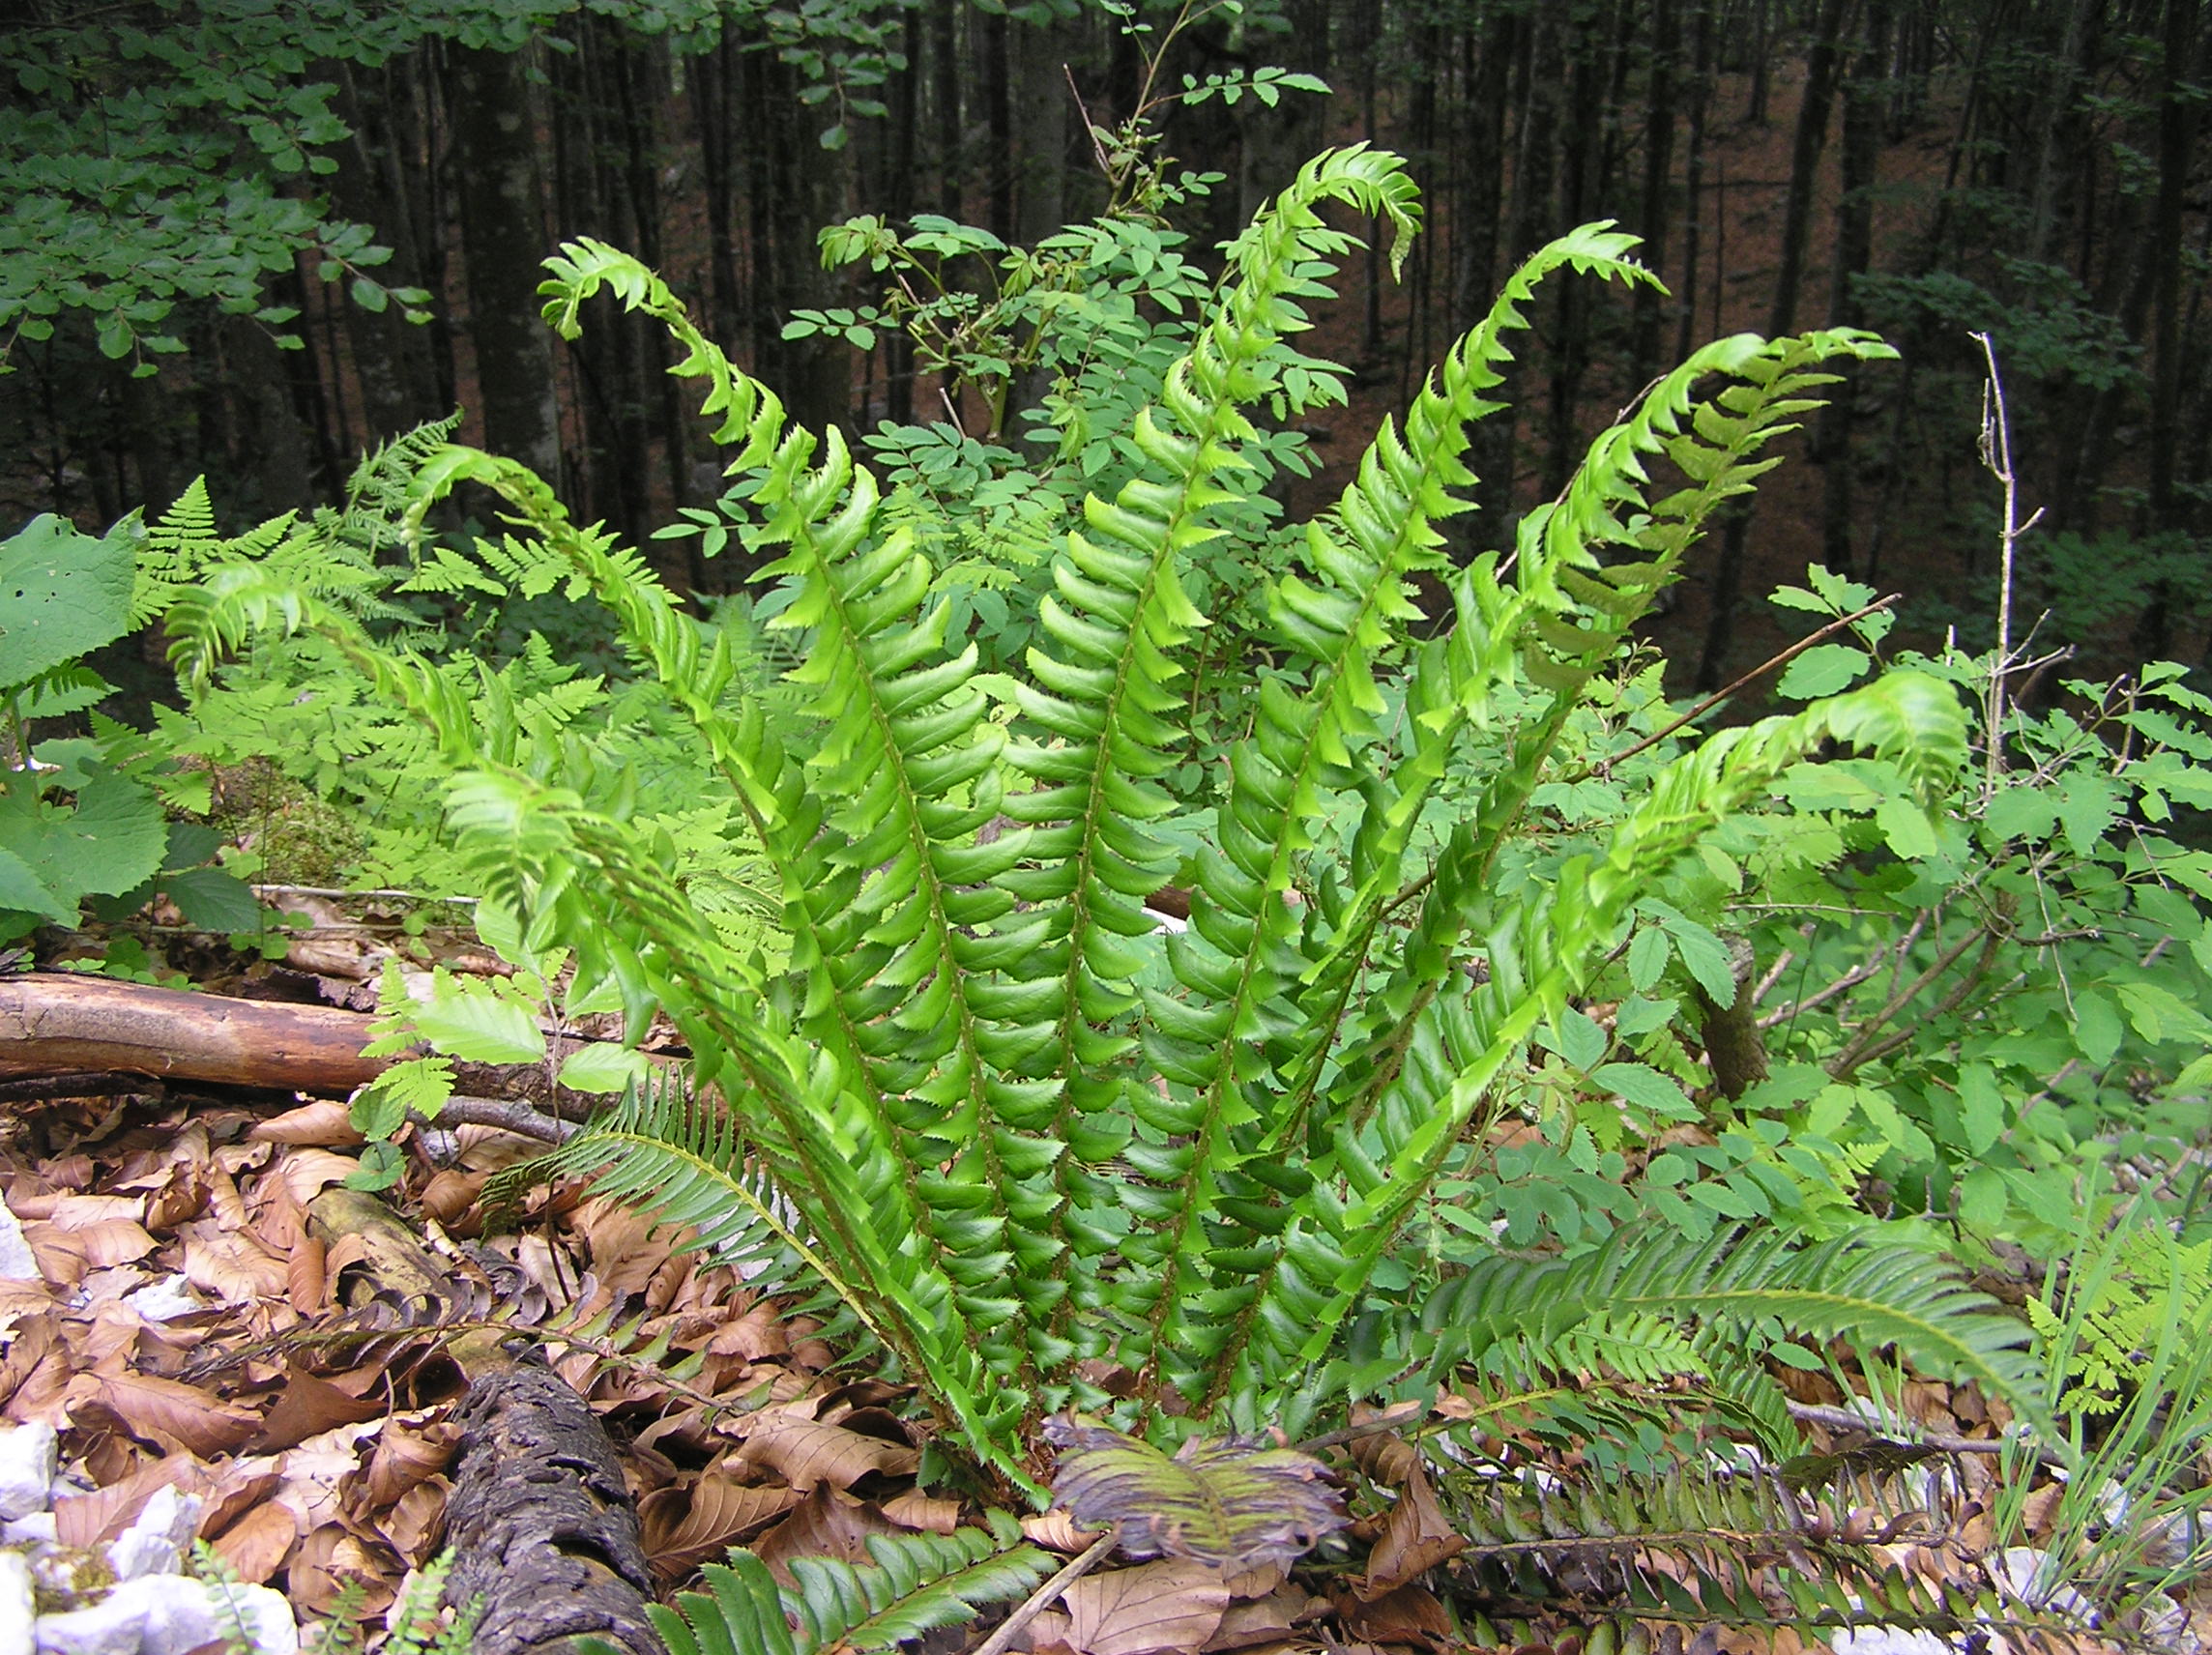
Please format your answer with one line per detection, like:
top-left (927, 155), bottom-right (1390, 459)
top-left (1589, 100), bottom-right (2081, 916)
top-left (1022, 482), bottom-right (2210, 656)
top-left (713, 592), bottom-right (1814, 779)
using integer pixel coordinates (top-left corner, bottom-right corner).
top-left (449, 42), bottom-right (561, 480)
top-left (1674, 0), bottom-right (1715, 363)
top-left (1630, 0), bottom-right (1679, 385)
top-left (1769, 0), bottom-right (1856, 337)
top-left (933, 0), bottom-right (962, 218)
top-left (1818, 0), bottom-right (1890, 577)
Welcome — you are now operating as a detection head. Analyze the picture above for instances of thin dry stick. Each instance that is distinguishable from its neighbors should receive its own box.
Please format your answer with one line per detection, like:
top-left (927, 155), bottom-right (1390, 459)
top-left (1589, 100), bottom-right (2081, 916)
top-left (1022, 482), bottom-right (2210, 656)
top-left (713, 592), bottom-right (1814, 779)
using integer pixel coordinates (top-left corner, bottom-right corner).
top-left (1602, 595), bottom-right (1899, 772)
top-left (1970, 331), bottom-right (2045, 801)
top-left (966, 1527), bottom-right (1121, 1655)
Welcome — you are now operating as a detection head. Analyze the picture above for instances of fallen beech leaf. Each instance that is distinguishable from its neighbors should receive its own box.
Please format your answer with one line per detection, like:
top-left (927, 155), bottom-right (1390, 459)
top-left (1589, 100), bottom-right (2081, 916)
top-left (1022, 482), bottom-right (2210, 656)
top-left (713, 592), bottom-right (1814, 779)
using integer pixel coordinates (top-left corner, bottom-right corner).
top-left (364, 1419), bottom-right (462, 1509)
top-left (1023, 1510), bottom-right (1108, 1553)
top-left (251, 1100), bottom-right (366, 1148)
top-left (278, 1149), bottom-right (364, 1204)
top-left (76, 1372), bottom-right (259, 1457)
top-left (704, 1303), bottom-right (789, 1360)
top-left (740, 1412), bottom-right (920, 1490)
top-left (1335, 1582), bottom-right (1450, 1649)
top-left (1358, 1463), bottom-right (1465, 1599)
top-left (212, 1500), bottom-right (297, 1583)
top-left (640, 1469), bottom-right (803, 1581)
top-left (25, 1218), bottom-right (158, 1280)
top-left (254, 1367), bottom-right (387, 1452)
top-left (290, 1521), bottom-right (398, 1618)
top-left (419, 1170), bottom-right (483, 1228)
top-left (201, 1458), bottom-right (283, 1538)
top-left (44, 1194), bottom-right (149, 1228)
top-left (384, 1477), bottom-right (449, 1563)
top-left (1046, 1420), bottom-right (1348, 1572)
top-left (749, 1485), bottom-right (902, 1582)
top-left (1061, 1559), bottom-right (1230, 1655)
top-left (53, 1454), bottom-right (213, 1546)
top-left (182, 1227), bottom-right (290, 1304)
top-left (1201, 1587), bottom-right (1324, 1651)
top-left (881, 1490), bottom-right (962, 1533)
top-left (288, 1234), bottom-right (328, 1314)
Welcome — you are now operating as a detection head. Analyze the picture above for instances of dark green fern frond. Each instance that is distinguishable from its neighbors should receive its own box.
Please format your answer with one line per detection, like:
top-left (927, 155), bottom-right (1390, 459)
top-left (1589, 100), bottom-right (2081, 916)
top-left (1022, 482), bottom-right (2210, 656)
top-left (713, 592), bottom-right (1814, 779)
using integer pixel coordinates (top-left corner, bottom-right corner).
top-left (649, 1516), bottom-right (1050, 1655)
top-left (1421, 1224), bottom-right (2042, 1431)
top-left (496, 1066), bottom-right (813, 1292)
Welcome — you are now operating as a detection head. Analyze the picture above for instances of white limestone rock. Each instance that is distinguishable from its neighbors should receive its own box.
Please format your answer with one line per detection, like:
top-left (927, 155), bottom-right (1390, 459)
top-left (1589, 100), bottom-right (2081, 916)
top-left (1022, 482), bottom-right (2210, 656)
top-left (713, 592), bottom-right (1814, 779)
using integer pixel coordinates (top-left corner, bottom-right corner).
top-left (103, 1487), bottom-right (201, 1583)
top-left (153, 1582), bottom-right (298, 1655)
top-left (0, 1551), bottom-right (35, 1655)
top-left (0, 1203), bottom-right (37, 1281)
top-left (119, 1280), bottom-right (199, 1324)
top-left (1, 1514), bottom-right (56, 1545)
top-left (31, 1574), bottom-right (158, 1655)
top-left (0, 1424), bottom-right (57, 1521)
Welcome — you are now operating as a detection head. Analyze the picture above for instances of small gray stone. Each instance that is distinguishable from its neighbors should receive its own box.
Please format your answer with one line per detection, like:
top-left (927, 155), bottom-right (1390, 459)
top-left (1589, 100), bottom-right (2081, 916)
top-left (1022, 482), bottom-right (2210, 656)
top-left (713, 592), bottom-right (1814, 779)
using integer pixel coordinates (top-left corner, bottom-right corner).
top-left (0, 1552), bottom-right (34, 1655)
top-left (159, 1582), bottom-right (297, 1655)
top-left (104, 1487), bottom-right (201, 1583)
top-left (32, 1574), bottom-right (162, 1655)
top-left (0, 1424), bottom-right (58, 1522)
top-left (0, 1204), bottom-right (37, 1281)
top-left (118, 1280), bottom-right (199, 1324)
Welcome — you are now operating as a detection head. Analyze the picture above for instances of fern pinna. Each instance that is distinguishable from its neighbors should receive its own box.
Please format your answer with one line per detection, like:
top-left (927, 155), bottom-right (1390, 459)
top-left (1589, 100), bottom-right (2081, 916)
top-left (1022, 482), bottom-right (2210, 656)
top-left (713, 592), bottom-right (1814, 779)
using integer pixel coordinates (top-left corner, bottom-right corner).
top-left (175, 147), bottom-right (2036, 1492)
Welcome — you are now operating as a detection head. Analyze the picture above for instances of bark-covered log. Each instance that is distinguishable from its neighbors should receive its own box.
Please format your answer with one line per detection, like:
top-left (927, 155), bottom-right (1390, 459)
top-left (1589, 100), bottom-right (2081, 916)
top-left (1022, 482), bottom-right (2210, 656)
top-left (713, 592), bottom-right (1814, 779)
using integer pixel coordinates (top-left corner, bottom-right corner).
top-left (0, 973), bottom-right (632, 1108)
top-left (442, 1359), bottom-right (663, 1655)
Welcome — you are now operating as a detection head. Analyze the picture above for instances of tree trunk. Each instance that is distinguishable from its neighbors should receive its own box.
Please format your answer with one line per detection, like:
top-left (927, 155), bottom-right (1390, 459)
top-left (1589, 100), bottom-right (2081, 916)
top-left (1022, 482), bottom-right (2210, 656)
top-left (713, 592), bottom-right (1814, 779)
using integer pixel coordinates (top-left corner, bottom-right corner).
top-left (449, 43), bottom-right (561, 480)
top-left (1769, 0), bottom-right (1856, 338)
top-left (1630, 0), bottom-right (1679, 385)
top-left (1817, 0), bottom-right (1890, 576)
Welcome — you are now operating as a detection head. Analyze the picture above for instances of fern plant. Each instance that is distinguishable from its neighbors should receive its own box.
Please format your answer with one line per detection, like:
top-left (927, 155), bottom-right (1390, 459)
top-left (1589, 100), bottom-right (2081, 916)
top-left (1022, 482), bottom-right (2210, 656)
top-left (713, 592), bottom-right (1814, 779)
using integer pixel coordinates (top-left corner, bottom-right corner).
top-left (172, 147), bottom-right (2041, 1495)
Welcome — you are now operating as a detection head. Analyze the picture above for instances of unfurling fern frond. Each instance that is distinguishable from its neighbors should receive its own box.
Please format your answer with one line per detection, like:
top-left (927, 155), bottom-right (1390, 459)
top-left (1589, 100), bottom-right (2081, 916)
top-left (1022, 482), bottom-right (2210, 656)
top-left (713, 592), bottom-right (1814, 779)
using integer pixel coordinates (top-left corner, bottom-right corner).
top-left (647, 1517), bottom-right (1051, 1655)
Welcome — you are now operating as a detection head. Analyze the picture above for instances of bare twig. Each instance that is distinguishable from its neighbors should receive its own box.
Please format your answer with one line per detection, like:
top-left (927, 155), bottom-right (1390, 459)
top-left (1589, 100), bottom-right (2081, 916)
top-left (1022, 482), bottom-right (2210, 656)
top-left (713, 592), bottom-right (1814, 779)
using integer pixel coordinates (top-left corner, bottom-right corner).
top-left (1785, 1400), bottom-right (2061, 1465)
top-left (1970, 331), bottom-right (2046, 800)
top-left (416, 1096), bottom-right (579, 1144)
top-left (1063, 65), bottom-right (1115, 181)
top-left (1295, 1398), bottom-right (1428, 1453)
top-left (966, 1527), bottom-right (1120, 1655)
top-left (1601, 595), bottom-right (1899, 773)
top-left (1828, 921), bottom-right (2005, 1081)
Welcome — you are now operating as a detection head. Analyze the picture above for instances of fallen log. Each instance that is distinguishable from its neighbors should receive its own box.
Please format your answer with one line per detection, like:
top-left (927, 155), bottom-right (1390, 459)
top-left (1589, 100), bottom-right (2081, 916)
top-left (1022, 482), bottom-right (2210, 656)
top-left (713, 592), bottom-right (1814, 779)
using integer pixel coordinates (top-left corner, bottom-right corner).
top-left (442, 1357), bottom-right (664, 1655)
top-left (0, 973), bottom-right (625, 1108)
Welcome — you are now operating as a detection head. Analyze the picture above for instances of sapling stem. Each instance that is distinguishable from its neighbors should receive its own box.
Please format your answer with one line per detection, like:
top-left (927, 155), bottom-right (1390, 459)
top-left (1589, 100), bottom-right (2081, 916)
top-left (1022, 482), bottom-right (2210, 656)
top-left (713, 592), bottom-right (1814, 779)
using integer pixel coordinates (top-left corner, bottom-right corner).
top-left (1971, 332), bottom-right (2045, 802)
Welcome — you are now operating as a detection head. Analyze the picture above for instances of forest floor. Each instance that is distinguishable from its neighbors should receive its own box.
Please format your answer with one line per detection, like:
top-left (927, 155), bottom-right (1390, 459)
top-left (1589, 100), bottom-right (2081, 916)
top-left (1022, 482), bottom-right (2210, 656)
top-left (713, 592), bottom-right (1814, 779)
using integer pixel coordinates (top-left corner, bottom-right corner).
top-left (5, 905), bottom-right (2209, 1654)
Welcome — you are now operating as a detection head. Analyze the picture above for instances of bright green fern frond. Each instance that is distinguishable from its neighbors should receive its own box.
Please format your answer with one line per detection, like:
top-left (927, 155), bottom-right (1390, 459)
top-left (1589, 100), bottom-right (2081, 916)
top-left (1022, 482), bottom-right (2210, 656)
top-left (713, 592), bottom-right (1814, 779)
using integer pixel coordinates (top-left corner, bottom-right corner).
top-left (652, 1519), bottom-right (1049, 1655)
top-left (1241, 671), bottom-right (1969, 1390)
top-left (1143, 225), bottom-right (1656, 1405)
top-left (1001, 146), bottom-right (1426, 1329)
top-left (499, 1066), bottom-right (814, 1290)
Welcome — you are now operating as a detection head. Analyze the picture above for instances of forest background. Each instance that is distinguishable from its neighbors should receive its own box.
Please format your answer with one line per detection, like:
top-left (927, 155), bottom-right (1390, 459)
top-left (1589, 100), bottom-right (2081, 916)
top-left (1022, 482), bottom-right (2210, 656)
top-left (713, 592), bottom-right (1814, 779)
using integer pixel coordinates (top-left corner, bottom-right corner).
top-left (3, 0), bottom-right (2206, 696)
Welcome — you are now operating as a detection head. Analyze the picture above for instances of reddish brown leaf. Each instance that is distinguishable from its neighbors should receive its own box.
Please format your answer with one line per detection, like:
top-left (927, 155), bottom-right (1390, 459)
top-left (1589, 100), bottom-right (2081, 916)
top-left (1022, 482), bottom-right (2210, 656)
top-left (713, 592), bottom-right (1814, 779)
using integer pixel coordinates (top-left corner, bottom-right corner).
top-left (211, 1500), bottom-right (297, 1583)
top-left (1061, 1559), bottom-right (1230, 1655)
top-left (73, 1372), bottom-right (259, 1457)
top-left (640, 1468), bottom-right (803, 1581)
top-left (740, 1411), bottom-right (919, 1490)
top-left (1201, 1588), bottom-right (1324, 1651)
top-left (1336, 1582), bottom-right (1451, 1649)
top-left (1358, 1463), bottom-right (1465, 1599)
top-left (363, 1418), bottom-right (462, 1509)
top-left (749, 1485), bottom-right (902, 1582)
top-left (254, 1368), bottom-right (388, 1452)
top-left (53, 1454), bottom-right (213, 1547)
top-left (880, 1490), bottom-right (962, 1533)
top-left (250, 1101), bottom-right (365, 1148)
